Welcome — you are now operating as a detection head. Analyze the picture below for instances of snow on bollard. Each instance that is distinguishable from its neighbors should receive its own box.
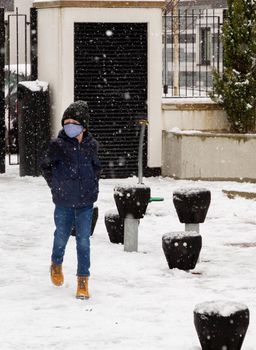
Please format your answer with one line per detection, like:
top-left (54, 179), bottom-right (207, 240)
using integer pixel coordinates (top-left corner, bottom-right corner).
top-left (104, 209), bottom-right (124, 244)
top-left (114, 185), bottom-right (151, 252)
top-left (194, 300), bottom-right (250, 350)
top-left (173, 188), bottom-right (211, 233)
top-left (162, 231), bottom-right (202, 270)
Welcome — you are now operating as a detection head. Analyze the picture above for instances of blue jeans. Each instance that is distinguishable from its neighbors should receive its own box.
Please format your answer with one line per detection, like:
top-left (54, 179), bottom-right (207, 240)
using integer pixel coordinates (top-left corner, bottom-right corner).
top-left (51, 205), bottom-right (93, 276)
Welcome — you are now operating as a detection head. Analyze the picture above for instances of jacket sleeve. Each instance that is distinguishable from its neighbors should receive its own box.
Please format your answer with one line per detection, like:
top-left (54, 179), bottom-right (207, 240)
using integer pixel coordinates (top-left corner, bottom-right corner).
top-left (40, 140), bottom-right (60, 188)
top-left (92, 140), bottom-right (102, 179)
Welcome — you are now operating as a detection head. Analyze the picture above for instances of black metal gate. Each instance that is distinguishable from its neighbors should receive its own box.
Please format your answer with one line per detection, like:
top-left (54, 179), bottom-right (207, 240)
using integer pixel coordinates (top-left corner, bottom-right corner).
top-left (0, 8), bottom-right (5, 173)
top-left (0, 7), bottom-right (38, 171)
top-left (74, 22), bottom-right (149, 178)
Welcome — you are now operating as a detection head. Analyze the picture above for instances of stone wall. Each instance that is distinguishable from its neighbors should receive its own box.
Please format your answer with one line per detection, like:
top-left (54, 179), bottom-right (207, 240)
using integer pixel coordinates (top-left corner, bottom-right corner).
top-left (162, 130), bottom-right (256, 182)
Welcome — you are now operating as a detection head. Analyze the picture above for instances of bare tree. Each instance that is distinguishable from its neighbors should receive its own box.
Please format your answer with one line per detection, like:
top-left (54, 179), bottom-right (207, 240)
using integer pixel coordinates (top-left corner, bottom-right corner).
top-left (164, 0), bottom-right (180, 13)
top-left (164, 1), bottom-right (180, 95)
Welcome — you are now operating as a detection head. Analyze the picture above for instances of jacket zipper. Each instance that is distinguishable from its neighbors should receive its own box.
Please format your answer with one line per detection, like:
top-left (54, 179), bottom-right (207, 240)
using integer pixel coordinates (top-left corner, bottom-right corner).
top-left (77, 143), bottom-right (82, 196)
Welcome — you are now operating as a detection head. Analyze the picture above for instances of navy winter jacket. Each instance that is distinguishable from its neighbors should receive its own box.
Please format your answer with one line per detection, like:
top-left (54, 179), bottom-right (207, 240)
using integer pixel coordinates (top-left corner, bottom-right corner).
top-left (40, 130), bottom-right (101, 208)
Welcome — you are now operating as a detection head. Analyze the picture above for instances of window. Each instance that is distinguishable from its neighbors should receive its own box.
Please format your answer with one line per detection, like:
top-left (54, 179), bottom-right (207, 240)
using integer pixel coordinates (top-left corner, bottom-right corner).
top-left (199, 27), bottom-right (211, 65)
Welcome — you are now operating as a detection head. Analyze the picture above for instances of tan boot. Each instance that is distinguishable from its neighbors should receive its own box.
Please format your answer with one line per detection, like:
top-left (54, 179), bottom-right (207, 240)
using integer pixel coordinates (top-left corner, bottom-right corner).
top-left (76, 276), bottom-right (90, 299)
top-left (50, 263), bottom-right (64, 286)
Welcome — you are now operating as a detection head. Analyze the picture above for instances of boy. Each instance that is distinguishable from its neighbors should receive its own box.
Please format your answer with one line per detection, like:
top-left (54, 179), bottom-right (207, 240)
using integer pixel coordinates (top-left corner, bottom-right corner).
top-left (40, 100), bottom-right (101, 299)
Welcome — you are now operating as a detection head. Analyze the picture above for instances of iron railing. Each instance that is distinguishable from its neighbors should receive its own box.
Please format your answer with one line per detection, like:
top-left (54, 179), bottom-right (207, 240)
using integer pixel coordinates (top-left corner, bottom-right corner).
top-left (163, 8), bottom-right (224, 98)
top-left (4, 7), bottom-right (37, 166)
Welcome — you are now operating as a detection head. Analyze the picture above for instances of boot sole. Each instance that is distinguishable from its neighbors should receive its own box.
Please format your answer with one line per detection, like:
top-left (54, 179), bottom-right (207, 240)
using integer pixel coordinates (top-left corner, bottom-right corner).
top-left (51, 277), bottom-right (64, 286)
top-left (76, 295), bottom-right (90, 300)
top-left (51, 282), bottom-right (64, 286)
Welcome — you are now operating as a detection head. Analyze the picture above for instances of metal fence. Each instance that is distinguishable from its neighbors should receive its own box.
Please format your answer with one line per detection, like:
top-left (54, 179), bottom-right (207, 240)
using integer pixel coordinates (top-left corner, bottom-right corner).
top-left (3, 7), bottom-right (37, 167)
top-left (163, 8), bottom-right (224, 98)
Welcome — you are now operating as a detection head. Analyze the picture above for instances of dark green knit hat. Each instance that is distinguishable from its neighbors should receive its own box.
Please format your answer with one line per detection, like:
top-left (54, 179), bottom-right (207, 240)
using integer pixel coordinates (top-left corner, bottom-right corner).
top-left (62, 100), bottom-right (90, 128)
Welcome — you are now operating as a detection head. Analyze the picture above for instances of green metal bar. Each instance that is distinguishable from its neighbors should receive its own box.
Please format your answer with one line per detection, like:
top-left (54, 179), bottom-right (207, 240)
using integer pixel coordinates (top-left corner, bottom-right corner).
top-left (149, 197), bottom-right (164, 202)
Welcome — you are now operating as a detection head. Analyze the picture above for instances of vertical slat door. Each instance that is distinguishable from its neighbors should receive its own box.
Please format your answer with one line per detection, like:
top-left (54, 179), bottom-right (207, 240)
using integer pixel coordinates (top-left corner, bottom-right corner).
top-left (74, 23), bottom-right (148, 178)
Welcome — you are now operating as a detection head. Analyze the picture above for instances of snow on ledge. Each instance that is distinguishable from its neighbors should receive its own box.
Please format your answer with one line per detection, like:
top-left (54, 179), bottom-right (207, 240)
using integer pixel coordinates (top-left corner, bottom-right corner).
top-left (168, 127), bottom-right (203, 135)
top-left (167, 127), bottom-right (256, 138)
top-left (162, 97), bottom-right (214, 104)
top-left (194, 300), bottom-right (248, 317)
top-left (19, 80), bottom-right (48, 92)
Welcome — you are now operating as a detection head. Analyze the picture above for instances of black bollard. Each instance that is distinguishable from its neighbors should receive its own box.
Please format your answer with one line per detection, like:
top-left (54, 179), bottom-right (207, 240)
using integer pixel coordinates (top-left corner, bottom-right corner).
top-left (91, 206), bottom-right (99, 235)
top-left (173, 188), bottom-right (211, 225)
top-left (194, 300), bottom-right (250, 350)
top-left (162, 231), bottom-right (202, 270)
top-left (71, 206), bottom-right (98, 236)
top-left (114, 185), bottom-right (151, 220)
top-left (105, 209), bottom-right (124, 244)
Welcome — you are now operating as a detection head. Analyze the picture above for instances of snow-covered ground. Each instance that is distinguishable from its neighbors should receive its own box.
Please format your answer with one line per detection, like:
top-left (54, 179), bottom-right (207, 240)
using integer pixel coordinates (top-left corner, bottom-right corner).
top-left (1, 164), bottom-right (256, 349)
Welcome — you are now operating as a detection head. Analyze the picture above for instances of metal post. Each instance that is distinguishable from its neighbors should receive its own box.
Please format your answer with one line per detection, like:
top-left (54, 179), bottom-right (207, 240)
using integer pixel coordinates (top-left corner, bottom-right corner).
top-left (24, 14), bottom-right (28, 79)
top-left (124, 217), bottom-right (139, 252)
top-left (205, 9), bottom-right (209, 94)
top-left (185, 223), bottom-right (200, 261)
top-left (30, 8), bottom-right (38, 81)
top-left (163, 10), bottom-right (168, 95)
top-left (185, 223), bottom-right (200, 233)
top-left (123, 119), bottom-right (148, 252)
top-left (185, 10), bottom-right (188, 97)
top-left (173, 0), bottom-right (179, 96)
top-left (217, 14), bottom-right (220, 75)
top-left (0, 8), bottom-right (5, 173)
top-left (192, 9), bottom-right (195, 96)
top-left (138, 119), bottom-right (147, 185)
top-left (199, 9), bottom-right (202, 96)
top-left (16, 8), bottom-right (19, 91)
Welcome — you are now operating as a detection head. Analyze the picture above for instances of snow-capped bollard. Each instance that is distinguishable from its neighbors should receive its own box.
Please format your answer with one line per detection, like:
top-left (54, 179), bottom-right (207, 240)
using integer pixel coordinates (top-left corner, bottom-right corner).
top-left (104, 209), bottom-right (124, 244)
top-left (114, 185), bottom-right (151, 219)
top-left (173, 188), bottom-right (211, 233)
top-left (162, 231), bottom-right (202, 270)
top-left (114, 185), bottom-right (151, 252)
top-left (194, 300), bottom-right (250, 350)
top-left (71, 206), bottom-right (98, 236)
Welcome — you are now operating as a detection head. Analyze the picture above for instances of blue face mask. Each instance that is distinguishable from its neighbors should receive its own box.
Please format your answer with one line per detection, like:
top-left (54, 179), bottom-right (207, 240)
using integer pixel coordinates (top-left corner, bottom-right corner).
top-left (64, 124), bottom-right (84, 138)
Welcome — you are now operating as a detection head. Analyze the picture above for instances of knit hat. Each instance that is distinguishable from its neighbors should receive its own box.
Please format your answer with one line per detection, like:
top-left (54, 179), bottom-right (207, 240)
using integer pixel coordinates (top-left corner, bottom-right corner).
top-left (62, 100), bottom-right (90, 128)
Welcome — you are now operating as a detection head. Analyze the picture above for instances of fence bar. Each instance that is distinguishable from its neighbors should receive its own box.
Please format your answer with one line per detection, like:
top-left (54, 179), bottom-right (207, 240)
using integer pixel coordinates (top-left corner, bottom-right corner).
top-left (13, 7), bottom-right (20, 165)
top-left (0, 8), bottom-right (5, 173)
top-left (212, 9), bottom-right (215, 70)
top-left (16, 8), bottom-right (19, 87)
top-left (217, 14), bottom-right (220, 74)
top-left (171, 12), bottom-right (174, 96)
top-left (192, 9), bottom-right (195, 97)
top-left (206, 9), bottom-right (209, 94)
top-left (24, 14), bottom-right (28, 79)
top-left (7, 15), bottom-right (11, 163)
top-left (30, 8), bottom-right (38, 81)
top-left (178, 9), bottom-right (181, 96)
top-left (198, 10), bottom-right (202, 96)
top-left (185, 9), bottom-right (188, 96)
